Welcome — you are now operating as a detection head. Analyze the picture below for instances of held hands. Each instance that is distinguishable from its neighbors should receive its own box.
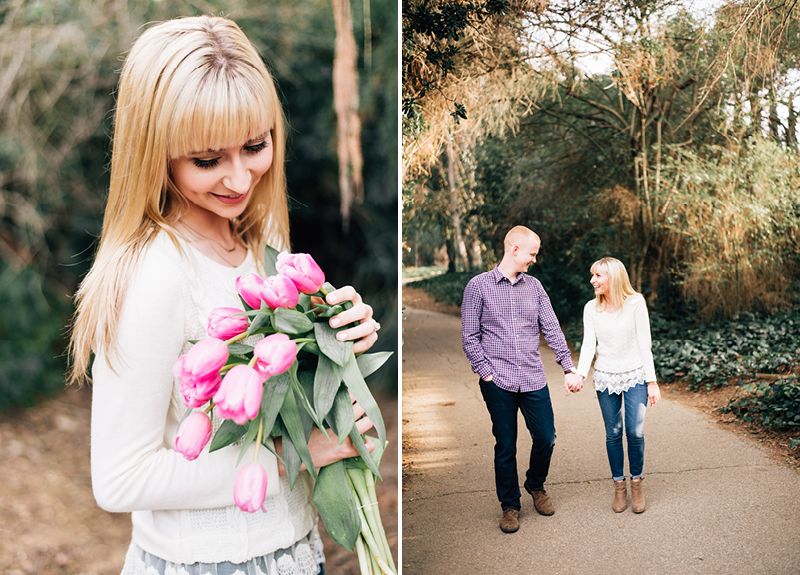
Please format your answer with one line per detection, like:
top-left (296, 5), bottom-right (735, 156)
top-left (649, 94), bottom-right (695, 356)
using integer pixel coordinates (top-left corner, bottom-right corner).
top-left (323, 286), bottom-right (378, 355)
top-left (564, 372), bottom-right (583, 394)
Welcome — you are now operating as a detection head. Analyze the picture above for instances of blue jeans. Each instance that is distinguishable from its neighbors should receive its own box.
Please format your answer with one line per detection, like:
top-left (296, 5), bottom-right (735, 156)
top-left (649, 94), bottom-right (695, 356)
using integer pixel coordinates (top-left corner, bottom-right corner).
top-left (479, 379), bottom-right (556, 511)
top-left (596, 383), bottom-right (648, 481)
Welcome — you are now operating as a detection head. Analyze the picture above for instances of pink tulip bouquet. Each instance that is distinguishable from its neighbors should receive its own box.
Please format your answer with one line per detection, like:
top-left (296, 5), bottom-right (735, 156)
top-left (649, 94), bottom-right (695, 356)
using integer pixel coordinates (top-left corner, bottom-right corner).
top-left (172, 246), bottom-right (395, 575)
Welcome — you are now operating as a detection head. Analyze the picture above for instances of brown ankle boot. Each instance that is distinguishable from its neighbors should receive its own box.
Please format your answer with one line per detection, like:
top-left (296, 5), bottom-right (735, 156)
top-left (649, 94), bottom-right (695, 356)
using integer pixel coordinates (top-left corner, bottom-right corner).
top-left (631, 478), bottom-right (645, 513)
top-left (612, 480), bottom-right (627, 513)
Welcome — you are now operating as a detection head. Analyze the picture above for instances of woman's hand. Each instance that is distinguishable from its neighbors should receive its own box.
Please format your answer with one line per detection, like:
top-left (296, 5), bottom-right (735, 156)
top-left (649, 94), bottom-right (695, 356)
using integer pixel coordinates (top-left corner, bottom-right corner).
top-left (274, 398), bottom-right (375, 476)
top-left (325, 285), bottom-right (379, 355)
top-left (647, 382), bottom-right (661, 406)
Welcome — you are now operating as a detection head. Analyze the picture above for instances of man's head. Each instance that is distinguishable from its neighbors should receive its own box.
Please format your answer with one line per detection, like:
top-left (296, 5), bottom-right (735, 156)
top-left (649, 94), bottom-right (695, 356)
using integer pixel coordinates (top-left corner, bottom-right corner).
top-left (502, 226), bottom-right (541, 276)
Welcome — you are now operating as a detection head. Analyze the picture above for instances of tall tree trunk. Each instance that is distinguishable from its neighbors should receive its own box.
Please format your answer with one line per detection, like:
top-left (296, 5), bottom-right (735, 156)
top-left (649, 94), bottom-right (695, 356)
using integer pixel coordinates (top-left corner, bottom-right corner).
top-left (788, 93), bottom-right (797, 146)
top-left (332, 0), bottom-right (363, 231)
top-left (446, 139), bottom-right (469, 272)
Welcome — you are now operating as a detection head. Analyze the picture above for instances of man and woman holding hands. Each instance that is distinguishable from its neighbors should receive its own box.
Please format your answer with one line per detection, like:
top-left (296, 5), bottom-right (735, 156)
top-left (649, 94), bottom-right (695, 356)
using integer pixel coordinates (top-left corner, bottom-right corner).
top-left (461, 226), bottom-right (661, 533)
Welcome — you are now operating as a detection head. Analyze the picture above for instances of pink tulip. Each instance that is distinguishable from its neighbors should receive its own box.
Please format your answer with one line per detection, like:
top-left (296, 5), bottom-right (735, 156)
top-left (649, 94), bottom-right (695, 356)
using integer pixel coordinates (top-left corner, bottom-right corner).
top-left (253, 333), bottom-right (298, 379)
top-left (234, 462), bottom-right (268, 513)
top-left (173, 411), bottom-right (213, 461)
top-left (260, 275), bottom-right (300, 310)
top-left (213, 364), bottom-right (263, 425)
top-left (276, 252), bottom-right (325, 295)
top-left (173, 338), bottom-right (229, 408)
top-left (235, 273), bottom-right (265, 309)
top-left (207, 307), bottom-right (249, 340)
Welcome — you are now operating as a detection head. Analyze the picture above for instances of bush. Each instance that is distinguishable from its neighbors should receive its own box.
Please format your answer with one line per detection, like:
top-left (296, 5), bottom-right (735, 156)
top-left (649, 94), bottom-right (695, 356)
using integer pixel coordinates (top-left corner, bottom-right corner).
top-left (0, 263), bottom-right (72, 412)
top-left (721, 377), bottom-right (800, 450)
top-left (651, 308), bottom-right (800, 390)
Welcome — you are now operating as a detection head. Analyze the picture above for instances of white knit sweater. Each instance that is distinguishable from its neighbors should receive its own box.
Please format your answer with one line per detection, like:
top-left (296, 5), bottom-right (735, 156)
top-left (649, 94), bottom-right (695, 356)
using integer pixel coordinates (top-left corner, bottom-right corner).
top-left (90, 233), bottom-right (316, 564)
top-left (576, 293), bottom-right (657, 384)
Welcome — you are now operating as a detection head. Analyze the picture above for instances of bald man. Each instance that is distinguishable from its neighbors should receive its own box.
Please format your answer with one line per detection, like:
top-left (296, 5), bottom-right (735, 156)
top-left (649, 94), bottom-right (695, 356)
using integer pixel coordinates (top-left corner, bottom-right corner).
top-left (462, 226), bottom-right (582, 533)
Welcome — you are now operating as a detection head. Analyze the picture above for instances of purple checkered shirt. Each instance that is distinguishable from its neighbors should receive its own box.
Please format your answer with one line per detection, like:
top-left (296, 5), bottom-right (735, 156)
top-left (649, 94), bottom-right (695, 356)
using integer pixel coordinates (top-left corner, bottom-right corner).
top-left (461, 265), bottom-right (575, 392)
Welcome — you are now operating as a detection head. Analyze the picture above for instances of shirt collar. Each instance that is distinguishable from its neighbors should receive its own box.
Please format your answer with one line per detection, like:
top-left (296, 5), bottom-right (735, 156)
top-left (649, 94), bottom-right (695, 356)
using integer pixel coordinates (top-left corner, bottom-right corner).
top-left (492, 265), bottom-right (526, 285)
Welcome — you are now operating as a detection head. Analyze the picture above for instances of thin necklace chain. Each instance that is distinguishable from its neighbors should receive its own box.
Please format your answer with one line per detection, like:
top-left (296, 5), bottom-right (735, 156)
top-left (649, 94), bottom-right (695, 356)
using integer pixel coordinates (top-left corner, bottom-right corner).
top-left (180, 220), bottom-right (238, 252)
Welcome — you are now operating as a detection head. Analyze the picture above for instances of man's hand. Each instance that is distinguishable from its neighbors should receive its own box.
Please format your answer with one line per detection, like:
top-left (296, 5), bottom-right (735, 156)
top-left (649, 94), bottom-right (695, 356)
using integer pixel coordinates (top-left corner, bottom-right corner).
top-left (564, 372), bottom-right (583, 394)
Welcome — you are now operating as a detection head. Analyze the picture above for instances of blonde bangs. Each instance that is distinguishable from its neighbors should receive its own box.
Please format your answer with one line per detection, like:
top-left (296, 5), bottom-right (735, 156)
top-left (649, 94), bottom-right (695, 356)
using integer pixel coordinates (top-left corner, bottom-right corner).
top-left (166, 68), bottom-right (277, 160)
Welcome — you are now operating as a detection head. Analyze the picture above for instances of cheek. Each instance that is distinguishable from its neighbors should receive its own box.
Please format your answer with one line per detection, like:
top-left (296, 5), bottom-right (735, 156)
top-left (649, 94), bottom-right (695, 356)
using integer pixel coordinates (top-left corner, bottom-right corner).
top-left (251, 149), bottom-right (274, 180)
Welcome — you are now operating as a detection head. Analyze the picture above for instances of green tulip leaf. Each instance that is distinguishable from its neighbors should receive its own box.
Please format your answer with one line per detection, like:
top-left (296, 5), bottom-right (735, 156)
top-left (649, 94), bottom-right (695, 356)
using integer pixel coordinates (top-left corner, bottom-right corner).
top-left (247, 309), bottom-right (274, 337)
top-left (347, 427), bottom-right (381, 480)
top-left (316, 304), bottom-right (344, 318)
top-left (314, 355), bottom-right (342, 422)
top-left (274, 307), bottom-right (314, 334)
top-left (314, 322), bottom-right (352, 367)
top-left (356, 351), bottom-right (393, 379)
top-left (297, 293), bottom-right (312, 313)
top-left (342, 353), bottom-right (385, 447)
top-left (260, 371), bottom-right (292, 439)
top-left (263, 244), bottom-right (280, 276)
top-left (226, 343), bottom-right (255, 356)
top-left (313, 459), bottom-right (360, 551)
top-left (236, 416), bottom-right (261, 466)
top-left (279, 390), bottom-right (316, 483)
top-left (277, 416), bottom-right (302, 488)
top-left (326, 384), bottom-right (355, 443)
top-left (209, 419), bottom-right (247, 452)
top-left (344, 435), bottom-right (386, 471)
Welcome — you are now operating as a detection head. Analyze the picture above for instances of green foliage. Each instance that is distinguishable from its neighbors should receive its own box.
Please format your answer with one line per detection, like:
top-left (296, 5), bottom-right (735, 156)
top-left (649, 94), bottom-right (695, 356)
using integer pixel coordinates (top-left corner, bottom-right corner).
top-left (0, 0), bottom-right (398, 411)
top-left (651, 308), bottom-right (800, 390)
top-left (402, 266), bottom-right (446, 280)
top-left (0, 262), bottom-right (72, 411)
top-left (721, 377), bottom-right (800, 450)
top-left (410, 272), bottom-right (482, 307)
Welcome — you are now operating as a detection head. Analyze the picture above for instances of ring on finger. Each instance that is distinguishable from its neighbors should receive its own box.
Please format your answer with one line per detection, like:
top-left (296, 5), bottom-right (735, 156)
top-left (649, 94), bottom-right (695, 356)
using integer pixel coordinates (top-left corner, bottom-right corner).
top-left (370, 319), bottom-right (381, 332)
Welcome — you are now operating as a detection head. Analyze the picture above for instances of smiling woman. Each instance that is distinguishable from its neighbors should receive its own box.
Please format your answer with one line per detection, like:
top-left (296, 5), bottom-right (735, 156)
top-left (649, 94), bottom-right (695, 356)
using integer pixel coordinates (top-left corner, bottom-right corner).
top-left (170, 132), bottom-right (275, 267)
top-left (67, 15), bottom-right (379, 575)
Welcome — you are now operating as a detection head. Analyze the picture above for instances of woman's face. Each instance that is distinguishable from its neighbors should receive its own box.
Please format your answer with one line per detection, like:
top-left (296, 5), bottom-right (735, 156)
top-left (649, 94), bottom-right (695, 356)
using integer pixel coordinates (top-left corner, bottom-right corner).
top-left (590, 268), bottom-right (610, 297)
top-left (170, 131), bottom-right (274, 221)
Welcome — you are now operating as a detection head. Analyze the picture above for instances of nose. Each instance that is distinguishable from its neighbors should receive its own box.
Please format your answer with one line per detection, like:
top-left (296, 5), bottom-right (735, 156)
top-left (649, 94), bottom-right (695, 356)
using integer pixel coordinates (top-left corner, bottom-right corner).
top-left (223, 154), bottom-right (252, 194)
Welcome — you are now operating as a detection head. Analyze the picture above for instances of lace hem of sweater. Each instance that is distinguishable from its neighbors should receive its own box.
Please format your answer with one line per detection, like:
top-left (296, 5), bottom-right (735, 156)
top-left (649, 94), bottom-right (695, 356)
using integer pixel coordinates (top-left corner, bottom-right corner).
top-left (593, 367), bottom-right (646, 394)
top-left (121, 526), bottom-right (324, 575)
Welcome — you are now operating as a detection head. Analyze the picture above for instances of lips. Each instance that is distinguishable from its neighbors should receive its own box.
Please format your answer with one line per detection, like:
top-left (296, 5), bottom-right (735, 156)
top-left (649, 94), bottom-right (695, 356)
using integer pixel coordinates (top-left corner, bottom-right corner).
top-left (212, 192), bottom-right (247, 205)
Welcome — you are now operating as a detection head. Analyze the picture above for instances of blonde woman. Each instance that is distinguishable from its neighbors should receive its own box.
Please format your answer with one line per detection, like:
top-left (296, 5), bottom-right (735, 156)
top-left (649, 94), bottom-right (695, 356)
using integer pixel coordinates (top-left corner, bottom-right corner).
top-left (574, 257), bottom-right (661, 513)
top-left (68, 16), bottom-right (378, 575)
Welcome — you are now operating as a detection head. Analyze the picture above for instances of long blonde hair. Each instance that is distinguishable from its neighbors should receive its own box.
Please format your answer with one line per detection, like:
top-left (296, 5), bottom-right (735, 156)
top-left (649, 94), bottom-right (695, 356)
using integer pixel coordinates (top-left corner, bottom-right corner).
top-left (68, 16), bottom-right (290, 385)
top-left (591, 257), bottom-right (637, 312)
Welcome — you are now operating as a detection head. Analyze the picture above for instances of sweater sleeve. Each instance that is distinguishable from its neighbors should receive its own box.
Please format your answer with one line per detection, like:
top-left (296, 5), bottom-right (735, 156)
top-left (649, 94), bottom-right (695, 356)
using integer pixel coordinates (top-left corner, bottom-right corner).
top-left (90, 247), bottom-right (280, 513)
top-left (576, 301), bottom-right (597, 378)
top-left (632, 295), bottom-right (658, 383)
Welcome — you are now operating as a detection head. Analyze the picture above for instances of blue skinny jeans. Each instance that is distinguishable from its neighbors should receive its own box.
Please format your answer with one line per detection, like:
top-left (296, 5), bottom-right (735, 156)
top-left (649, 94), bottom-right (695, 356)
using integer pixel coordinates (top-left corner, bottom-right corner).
top-left (596, 382), bottom-right (648, 481)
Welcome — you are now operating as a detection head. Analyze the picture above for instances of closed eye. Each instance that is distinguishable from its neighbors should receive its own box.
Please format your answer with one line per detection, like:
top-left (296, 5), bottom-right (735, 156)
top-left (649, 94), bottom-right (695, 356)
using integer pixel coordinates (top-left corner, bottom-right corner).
top-left (192, 157), bottom-right (220, 169)
top-left (244, 140), bottom-right (268, 154)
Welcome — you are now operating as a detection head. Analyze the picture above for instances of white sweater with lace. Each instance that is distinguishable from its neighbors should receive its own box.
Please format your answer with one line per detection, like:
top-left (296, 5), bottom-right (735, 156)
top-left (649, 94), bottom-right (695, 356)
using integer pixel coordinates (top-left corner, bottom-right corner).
top-left (90, 233), bottom-right (316, 564)
top-left (576, 293), bottom-right (657, 387)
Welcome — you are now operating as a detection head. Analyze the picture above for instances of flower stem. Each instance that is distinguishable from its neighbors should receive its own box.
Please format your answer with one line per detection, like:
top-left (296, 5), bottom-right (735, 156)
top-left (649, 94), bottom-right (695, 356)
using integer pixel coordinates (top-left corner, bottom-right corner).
top-left (225, 332), bottom-right (247, 345)
top-left (253, 416), bottom-right (264, 463)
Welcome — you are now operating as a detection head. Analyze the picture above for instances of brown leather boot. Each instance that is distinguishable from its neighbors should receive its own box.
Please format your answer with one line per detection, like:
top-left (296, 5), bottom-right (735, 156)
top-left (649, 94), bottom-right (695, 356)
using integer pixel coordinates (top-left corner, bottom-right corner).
top-left (612, 479), bottom-right (627, 513)
top-left (499, 508), bottom-right (519, 533)
top-left (631, 478), bottom-right (645, 513)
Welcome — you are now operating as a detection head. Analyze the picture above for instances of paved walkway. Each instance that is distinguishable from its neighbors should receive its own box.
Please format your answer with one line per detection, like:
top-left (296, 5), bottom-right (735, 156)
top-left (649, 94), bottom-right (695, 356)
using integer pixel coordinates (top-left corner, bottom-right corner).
top-left (401, 307), bottom-right (800, 575)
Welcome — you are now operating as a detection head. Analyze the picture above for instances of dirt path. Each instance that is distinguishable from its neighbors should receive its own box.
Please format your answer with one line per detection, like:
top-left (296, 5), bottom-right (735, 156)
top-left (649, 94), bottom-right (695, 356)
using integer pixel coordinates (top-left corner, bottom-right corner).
top-left (402, 285), bottom-right (800, 575)
top-left (0, 386), bottom-right (397, 575)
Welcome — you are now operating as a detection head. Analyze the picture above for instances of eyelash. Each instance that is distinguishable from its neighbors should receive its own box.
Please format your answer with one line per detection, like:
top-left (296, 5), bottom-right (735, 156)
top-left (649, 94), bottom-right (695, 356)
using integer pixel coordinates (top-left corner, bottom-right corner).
top-left (191, 139), bottom-right (268, 169)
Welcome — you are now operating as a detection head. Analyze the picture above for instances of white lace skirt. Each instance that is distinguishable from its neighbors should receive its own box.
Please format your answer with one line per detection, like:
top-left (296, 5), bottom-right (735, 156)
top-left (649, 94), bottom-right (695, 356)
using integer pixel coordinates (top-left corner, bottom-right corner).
top-left (120, 526), bottom-right (325, 575)
top-left (592, 367), bottom-right (646, 394)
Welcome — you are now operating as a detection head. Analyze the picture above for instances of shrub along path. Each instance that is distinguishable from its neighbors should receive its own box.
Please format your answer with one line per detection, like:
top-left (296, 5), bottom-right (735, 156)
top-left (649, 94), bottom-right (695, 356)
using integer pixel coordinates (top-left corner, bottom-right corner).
top-left (402, 297), bottom-right (800, 575)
